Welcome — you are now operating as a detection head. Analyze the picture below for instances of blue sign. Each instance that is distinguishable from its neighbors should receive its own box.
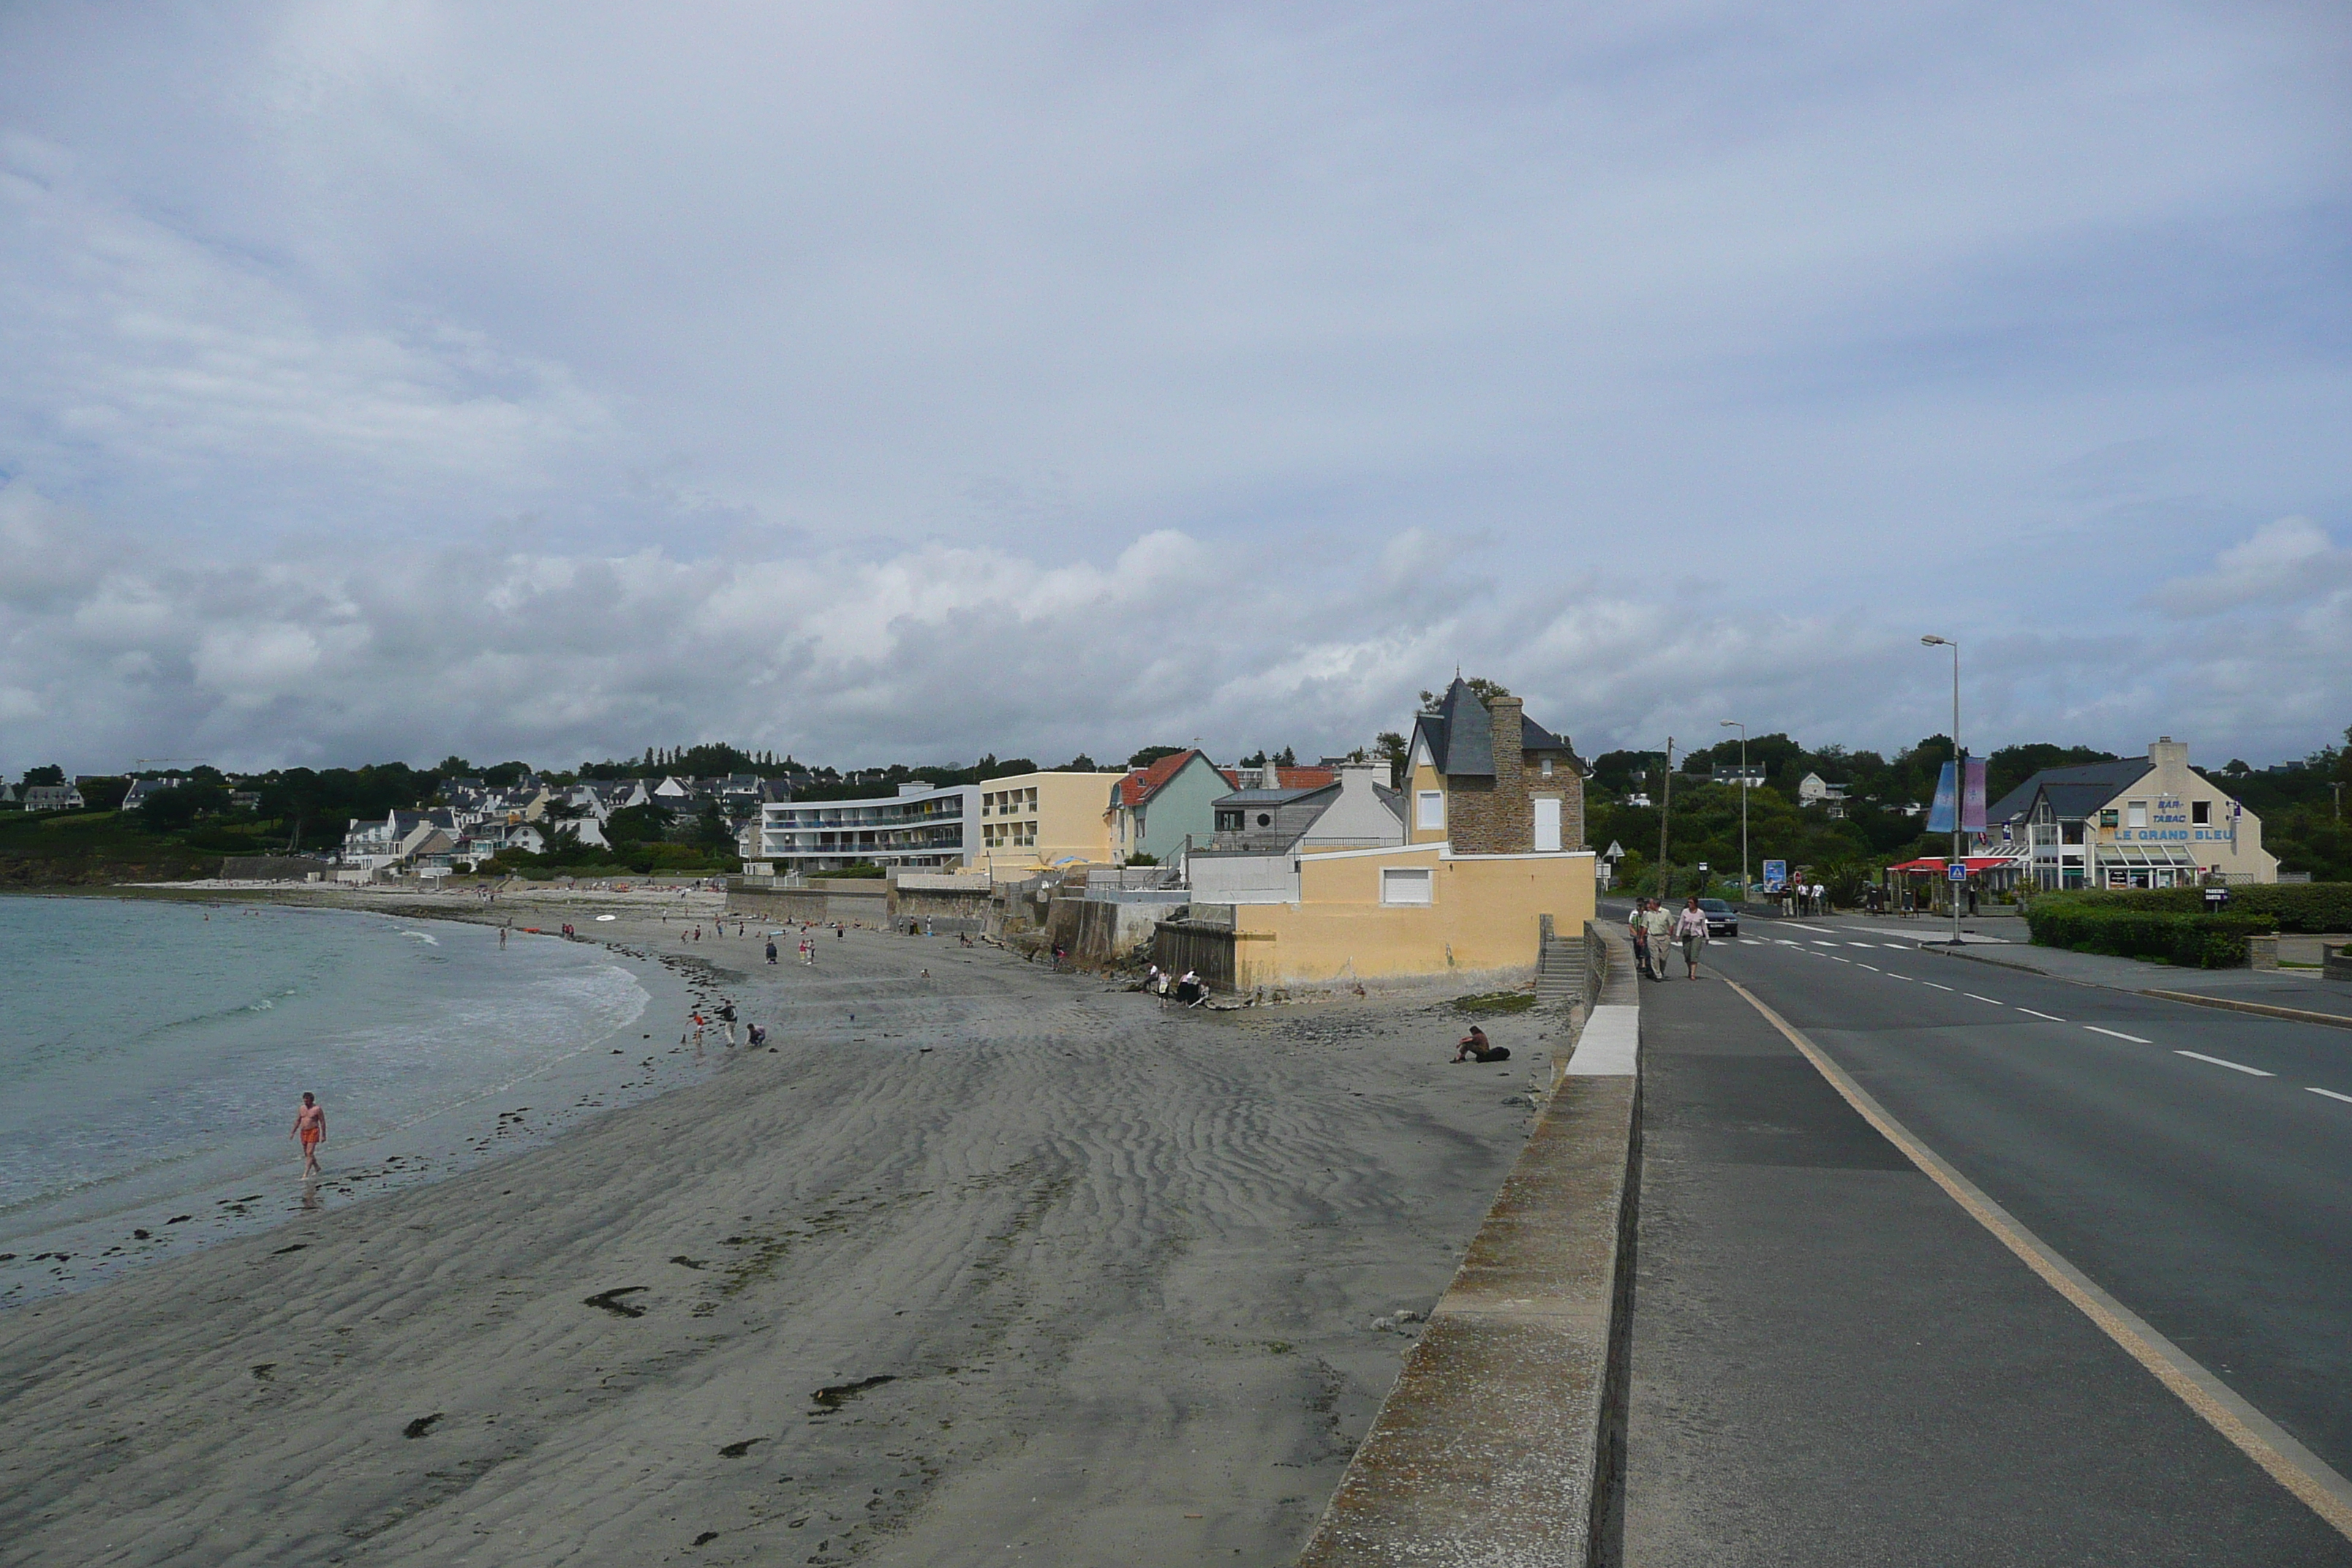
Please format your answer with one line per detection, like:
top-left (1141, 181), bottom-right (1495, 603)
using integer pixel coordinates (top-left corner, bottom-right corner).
top-left (1947, 860), bottom-right (1969, 881)
top-left (1763, 859), bottom-right (1788, 890)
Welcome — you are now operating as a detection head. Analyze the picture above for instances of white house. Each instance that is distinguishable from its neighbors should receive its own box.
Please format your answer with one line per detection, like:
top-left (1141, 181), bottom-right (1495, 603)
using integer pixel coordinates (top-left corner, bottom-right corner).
top-left (1986, 737), bottom-right (2279, 889)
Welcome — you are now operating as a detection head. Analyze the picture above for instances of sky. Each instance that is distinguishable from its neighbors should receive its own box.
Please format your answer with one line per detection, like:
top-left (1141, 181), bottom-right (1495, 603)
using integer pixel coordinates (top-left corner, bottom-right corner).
top-left (1, 1), bottom-right (2348, 776)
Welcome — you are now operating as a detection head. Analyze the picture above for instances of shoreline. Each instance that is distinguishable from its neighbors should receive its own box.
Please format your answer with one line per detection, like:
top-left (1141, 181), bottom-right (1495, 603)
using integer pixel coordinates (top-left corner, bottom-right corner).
top-left (0, 889), bottom-right (1551, 1567)
top-left (0, 887), bottom-right (742, 1307)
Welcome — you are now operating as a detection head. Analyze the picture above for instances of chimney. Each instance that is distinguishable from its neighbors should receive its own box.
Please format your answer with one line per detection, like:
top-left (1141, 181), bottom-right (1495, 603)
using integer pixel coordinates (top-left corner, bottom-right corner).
top-left (2149, 736), bottom-right (2189, 775)
top-left (1263, 760), bottom-right (1281, 790)
top-left (1487, 694), bottom-right (1532, 853)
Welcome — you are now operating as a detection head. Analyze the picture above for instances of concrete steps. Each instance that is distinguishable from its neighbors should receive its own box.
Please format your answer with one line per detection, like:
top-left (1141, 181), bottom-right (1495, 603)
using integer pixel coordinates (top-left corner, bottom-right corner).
top-left (1534, 935), bottom-right (1582, 1009)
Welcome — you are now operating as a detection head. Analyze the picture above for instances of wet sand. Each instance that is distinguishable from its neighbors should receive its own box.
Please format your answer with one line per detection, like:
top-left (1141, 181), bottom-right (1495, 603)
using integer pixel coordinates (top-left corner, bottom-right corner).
top-left (0, 898), bottom-right (1548, 1567)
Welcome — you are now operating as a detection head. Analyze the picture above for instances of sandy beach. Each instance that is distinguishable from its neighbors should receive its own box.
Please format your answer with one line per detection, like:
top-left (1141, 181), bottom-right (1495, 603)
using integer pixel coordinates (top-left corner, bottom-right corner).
top-left (0, 889), bottom-right (1547, 1567)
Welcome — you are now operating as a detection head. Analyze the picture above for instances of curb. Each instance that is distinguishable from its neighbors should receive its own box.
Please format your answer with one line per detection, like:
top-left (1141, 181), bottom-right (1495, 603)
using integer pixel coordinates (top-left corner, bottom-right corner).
top-left (2137, 990), bottom-right (2352, 1032)
top-left (1296, 924), bottom-right (1640, 1568)
top-left (1921, 944), bottom-right (2352, 1032)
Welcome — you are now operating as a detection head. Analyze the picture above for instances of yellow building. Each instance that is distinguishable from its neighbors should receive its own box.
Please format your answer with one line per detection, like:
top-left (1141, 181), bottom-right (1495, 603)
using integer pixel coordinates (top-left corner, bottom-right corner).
top-left (975, 770), bottom-right (1116, 878)
top-left (1201, 680), bottom-right (1596, 990)
top-left (1229, 840), bottom-right (1595, 989)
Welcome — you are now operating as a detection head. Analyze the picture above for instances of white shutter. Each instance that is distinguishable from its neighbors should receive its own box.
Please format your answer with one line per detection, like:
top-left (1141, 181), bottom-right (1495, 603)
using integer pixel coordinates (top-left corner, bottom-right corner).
top-left (1534, 797), bottom-right (1562, 852)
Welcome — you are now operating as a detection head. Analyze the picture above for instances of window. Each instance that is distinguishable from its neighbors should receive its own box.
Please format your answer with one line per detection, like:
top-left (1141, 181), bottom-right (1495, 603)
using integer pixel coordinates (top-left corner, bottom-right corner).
top-left (2193, 801), bottom-right (2211, 825)
top-left (1381, 867), bottom-right (1433, 905)
top-left (1256, 812), bottom-right (1273, 827)
top-left (1539, 757), bottom-right (1554, 778)
top-left (2126, 801), bottom-right (2147, 829)
top-left (1416, 791), bottom-right (1445, 831)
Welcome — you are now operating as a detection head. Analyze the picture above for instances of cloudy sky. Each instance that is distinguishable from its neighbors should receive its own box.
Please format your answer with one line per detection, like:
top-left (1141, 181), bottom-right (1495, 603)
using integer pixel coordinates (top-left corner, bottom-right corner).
top-left (2, 1), bottom-right (2347, 775)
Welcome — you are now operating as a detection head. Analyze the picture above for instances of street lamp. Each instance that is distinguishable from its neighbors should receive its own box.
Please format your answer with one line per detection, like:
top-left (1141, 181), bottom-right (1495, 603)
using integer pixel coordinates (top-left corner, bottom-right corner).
top-left (1921, 635), bottom-right (1961, 946)
top-left (1721, 719), bottom-right (1748, 906)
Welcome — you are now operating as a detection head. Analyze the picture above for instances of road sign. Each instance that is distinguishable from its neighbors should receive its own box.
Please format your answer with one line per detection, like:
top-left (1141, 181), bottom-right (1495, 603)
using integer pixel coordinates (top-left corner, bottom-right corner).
top-left (1947, 860), bottom-right (1969, 881)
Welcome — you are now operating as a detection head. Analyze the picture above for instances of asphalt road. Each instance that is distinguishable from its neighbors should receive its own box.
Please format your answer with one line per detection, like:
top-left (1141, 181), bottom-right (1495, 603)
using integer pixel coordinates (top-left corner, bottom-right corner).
top-left (1621, 912), bottom-right (2352, 1564)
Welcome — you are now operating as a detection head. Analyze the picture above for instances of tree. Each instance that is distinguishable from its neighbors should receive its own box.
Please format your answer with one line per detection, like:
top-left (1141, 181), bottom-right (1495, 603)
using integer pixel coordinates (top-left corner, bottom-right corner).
top-left (1127, 745), bottom-right (1187, 769)
top-left (1273, 746), bottom-right (1297, 769)
top-left (1375, 731), bottom-right (1409, 788)
top-left (20, 764), bottom-right (64, 788)
top-left (1060, 753), bottom-right (1104, 772)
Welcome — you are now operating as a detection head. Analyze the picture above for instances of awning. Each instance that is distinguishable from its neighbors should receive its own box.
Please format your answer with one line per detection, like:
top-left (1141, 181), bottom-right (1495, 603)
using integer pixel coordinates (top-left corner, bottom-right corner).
top-left (1887, 855), bottom-right (2022, 875)
top-left (2092, 842), bottom-right (2201, 868)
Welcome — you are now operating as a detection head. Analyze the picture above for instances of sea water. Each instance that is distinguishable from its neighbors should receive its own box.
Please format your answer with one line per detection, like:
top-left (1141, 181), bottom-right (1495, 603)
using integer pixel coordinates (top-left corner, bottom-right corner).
top-left (0, 896), bottom-right (699, 1303)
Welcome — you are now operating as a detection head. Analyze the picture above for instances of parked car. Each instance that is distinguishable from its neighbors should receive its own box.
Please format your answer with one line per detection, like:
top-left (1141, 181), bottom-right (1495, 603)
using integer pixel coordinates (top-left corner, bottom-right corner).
top-left (1697, 897), bottom-right (1739, 938)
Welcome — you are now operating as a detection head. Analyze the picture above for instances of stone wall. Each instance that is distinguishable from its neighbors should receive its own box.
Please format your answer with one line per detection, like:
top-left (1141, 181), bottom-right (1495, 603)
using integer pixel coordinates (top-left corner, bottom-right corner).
top-left (1447, 694), bottom-right (1534, 854)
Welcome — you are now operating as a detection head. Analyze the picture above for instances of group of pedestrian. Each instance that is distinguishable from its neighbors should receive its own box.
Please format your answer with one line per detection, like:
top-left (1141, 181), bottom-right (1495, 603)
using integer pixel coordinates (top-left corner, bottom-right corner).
top-left (1779, 882), bottom-right (1831, 916)
top-left (1629, 895), bottom-right (1711, 981)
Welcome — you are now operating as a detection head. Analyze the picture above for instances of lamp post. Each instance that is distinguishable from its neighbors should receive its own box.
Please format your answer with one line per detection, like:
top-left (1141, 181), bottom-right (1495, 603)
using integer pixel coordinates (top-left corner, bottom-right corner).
top-left (1921, 635), bottom-right (1961, 946)
top-left (1721, 719), bottom-right (1748, 905)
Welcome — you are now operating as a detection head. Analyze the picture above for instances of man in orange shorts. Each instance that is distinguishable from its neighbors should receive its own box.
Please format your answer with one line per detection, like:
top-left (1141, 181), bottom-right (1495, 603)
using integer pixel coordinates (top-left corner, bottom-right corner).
top-left (292, 1092), bottom-right (327, 1177)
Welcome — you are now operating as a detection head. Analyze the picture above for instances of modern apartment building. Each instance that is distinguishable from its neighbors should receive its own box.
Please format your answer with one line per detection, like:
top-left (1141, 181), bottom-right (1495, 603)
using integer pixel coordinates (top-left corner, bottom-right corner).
top-left (976, 771), bottom-right (1115, 875)
top-left (755, 783), bottom-right (980, 874)
top-left (753, 769), bottom-right (1115, 877)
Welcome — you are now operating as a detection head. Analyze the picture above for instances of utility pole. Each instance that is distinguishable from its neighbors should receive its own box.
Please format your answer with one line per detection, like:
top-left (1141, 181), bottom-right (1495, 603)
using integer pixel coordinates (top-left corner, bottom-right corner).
top-left (1922, 636), bottom-right (1962, 945)
top-left (1656, 738), bottom-right (1674, 900)
top-left (1722, 719), bottom-right (1748, 905)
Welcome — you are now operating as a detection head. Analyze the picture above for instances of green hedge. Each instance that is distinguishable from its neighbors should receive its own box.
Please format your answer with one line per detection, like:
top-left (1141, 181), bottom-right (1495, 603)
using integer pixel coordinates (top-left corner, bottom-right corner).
top-left (2027, 883), bottom-right (2352, 933)
top-left (2024, 903), bottom-right (2277, 968)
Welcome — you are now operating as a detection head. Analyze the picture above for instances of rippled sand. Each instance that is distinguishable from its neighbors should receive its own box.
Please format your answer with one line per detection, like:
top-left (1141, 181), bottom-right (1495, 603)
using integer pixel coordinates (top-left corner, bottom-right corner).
top-left (0, 902), bottom-right (1547, 1567)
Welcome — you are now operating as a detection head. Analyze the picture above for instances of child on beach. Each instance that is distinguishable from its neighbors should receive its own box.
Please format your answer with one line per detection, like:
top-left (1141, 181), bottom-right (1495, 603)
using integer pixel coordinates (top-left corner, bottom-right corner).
top-left (291, 1093), bottom-right (326, 1177)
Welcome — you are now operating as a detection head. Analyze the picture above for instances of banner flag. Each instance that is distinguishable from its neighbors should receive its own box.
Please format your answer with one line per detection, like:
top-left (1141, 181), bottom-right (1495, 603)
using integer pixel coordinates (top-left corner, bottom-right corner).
top-left (1961, 757), bottom-right (1987, 834)
top-left (1926, 761), bottom-right (1957, 834)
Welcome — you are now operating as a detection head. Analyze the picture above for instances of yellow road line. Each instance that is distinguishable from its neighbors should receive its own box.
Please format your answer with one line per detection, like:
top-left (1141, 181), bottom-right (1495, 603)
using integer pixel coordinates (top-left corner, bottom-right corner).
top-left (1722, 976), bottom-right (2352, 1542)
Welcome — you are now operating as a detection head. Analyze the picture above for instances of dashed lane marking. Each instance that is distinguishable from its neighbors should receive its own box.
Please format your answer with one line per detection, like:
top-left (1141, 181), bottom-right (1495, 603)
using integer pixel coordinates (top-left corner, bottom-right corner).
top-left (1847, 942), bottom-right (1879, 948)
top-left (1923, 981), bottom-right (1955, 992)
top-left (1722, 977), bottom-right (2352, 1544)
top-left (2085, 1026), bottom-right (2152, 1044)
top-left (1858, 963), bottom-right (1881, 971)
top-left (1965, 994), bottom-right (2005, 1006)
top-left (2308, 1088), bottom-right (2352, 1107)
top-left (2017, 1008), bottom-right (2066, 1022)
top-left (2176, 1050), bottom-right (2274, 1078)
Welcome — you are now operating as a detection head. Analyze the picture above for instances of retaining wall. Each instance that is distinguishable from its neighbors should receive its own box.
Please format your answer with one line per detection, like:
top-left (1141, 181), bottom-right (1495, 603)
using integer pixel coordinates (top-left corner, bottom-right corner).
top-left (1296, 921), bottom-right (1640, 1566)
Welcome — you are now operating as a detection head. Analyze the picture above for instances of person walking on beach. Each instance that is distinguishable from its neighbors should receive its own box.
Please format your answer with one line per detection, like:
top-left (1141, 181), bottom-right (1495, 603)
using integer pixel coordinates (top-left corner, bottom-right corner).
top-left (766, 938), bottom-right (778, 965)
top-left (292, 1093), bottom-right (327, 1177)
top-left (1675, 895), bottom-right (1710, 979)
top-left (715, 1001), bottom-right (738, 1047)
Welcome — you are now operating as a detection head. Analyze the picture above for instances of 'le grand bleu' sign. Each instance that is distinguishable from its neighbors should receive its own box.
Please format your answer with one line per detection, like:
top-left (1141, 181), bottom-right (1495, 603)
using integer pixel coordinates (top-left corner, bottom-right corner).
top-left (2117, 798), bottom-right (2235, 843)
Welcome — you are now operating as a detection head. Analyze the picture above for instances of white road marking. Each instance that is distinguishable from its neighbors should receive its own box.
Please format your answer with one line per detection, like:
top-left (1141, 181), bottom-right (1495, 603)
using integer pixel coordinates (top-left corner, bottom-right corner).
top-left (1829, 956), bottom-right (1850, 963)
top-left (1923, 981), bottom-right (1954, 992)
top-left (1847, 942), bottom-right (1879, 949)
top-left (1780, 923), bottom-right (1837, 934)
top-left (1858, 963), bottom-right (1881, 971)
top-left (2307, 1088), bottom-right (2352, 1107)
top-left (2176, 1050), bottom-right (2274, 1078)
top-left (1812, 941), bottom-right (1841, 947)
top-left (1885, 973), bottom-right (1912, 981)
top-left (1965, 993), bottom-right (2004, 1006)
top-left (2084, 1025), bottom-right (2151, 1044)
top-left (1740, 939), bottom-right (1768, 946)
top-left (2017, 1008), bottom-right (2066, 1022)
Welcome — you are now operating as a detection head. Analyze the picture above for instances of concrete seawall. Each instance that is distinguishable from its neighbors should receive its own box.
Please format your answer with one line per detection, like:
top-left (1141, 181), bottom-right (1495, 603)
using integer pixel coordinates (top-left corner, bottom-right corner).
top-left (1296, 924), bottom-right (1641, 1567)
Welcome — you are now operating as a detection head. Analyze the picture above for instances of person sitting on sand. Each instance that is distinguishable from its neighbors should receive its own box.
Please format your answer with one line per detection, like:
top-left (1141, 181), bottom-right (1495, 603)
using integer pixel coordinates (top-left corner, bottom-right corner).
top-left (292, 1092), bottom-right (327, 1177)
top-left (1453, 1025), bottom-right (1511, 1063)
